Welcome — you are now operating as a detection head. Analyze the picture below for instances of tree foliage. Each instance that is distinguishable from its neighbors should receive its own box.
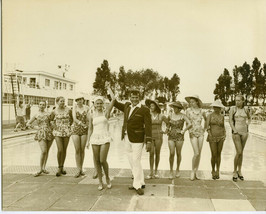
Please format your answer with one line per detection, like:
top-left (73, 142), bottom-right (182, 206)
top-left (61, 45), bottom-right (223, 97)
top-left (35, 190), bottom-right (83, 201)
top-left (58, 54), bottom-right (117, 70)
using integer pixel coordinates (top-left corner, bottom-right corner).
top-left (92, 60), bottom-right (181, 101)
top-left (213, 58), bottom-right (266, 106)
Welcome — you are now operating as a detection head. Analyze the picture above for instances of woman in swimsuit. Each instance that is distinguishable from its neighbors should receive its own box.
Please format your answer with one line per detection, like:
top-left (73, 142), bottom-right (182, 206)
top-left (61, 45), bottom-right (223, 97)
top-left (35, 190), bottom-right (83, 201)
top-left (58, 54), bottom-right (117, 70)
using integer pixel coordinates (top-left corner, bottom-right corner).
top-left (145, 99), bottom-right (168, 179)
top-left (50, 96), bottom-right (73, 176)
top-left (185, 95), bottom-right (206, 181)
top-left (87, 95), bottom-right (115, 190)
top-left (26, 101), bottom-right (54, 177)
top-left (206, 99), bottom-right (226, 180)
top-left (229, 94), bottom-right (251, 182)
top-left (166, 101), bottom-right (192, 179)
top-left (72, 96), bottom-right (90, 178)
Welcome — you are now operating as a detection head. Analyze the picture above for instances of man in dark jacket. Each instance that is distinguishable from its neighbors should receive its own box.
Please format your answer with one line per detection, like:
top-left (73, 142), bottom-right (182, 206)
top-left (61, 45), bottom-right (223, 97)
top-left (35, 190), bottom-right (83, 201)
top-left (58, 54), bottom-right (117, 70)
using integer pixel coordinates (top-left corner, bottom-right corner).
top-left (112, 89), bottom-right (152, 195)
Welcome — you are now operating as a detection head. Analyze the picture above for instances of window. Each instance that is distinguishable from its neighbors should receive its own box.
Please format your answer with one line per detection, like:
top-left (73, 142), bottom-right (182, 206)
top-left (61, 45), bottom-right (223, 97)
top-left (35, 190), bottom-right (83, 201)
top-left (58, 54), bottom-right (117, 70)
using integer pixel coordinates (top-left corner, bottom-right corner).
top-left (63, 83), bottom-right (67, 90)
top-left (3, 93), bottom-right (13, 104)
top-left (59, 82), bottom-right (62, 90)
top-left (70, 84), bottom-right (73, 91)
top-left (23, 77), bottom-right (27, 85)
top-left (54, 81), bottom-right (59, 89)
top-left (48, 98), bottom-right (55, 106)
top-left (45, 79), bottom-right (50, 87)
top-left (29, 78), bottom-right (36, 88)
top-left (68, 99), bottom-right (73, 106)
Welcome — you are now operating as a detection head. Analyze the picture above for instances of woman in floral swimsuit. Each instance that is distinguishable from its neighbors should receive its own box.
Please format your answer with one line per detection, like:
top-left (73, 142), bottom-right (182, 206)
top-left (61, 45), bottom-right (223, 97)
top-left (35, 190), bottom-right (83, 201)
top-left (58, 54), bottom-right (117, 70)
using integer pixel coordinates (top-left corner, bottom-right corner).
top-left (166, 101), bottom-right (191, 179)
top-left (26, 101), bottom-right (54, 177)
top-left (72, 96), bottom-right (90, 178)
top-left (185, 95), bottom-right (206, 181)
top-left (50, 96), bottom-right (73, 176)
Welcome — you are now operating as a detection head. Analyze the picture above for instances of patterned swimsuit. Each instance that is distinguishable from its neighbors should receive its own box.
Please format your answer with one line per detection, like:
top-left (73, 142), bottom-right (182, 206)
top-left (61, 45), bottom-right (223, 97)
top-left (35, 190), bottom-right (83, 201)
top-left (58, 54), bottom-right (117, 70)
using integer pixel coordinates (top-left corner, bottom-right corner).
top-left (168, 114), bottom-right (185, 141)
top-left (34, 113), bottom-right (54, 142)
top-left (151, 114), bottom-right (163, 142)
top-left (207, 113), bottom-right (225, 142)
top-left (72, 110), bottom-right (88, 136)
top-left (53, 109), bottom-right (72, 137)
top-left (186, 108), bottom-right (205, 138)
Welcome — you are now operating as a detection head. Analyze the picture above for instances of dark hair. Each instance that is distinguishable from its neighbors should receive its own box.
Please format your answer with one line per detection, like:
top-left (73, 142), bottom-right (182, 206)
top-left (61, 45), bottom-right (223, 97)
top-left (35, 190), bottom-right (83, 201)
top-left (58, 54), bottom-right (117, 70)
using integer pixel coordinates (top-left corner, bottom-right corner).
top-left (56, 96), bottom-right (64, 103)
top-left (235, 94), bottom-right (245, 108)
top-left (190, 98), bottom-right (200, 108)
top-left (130, 90), bottom-right (140, 97)
top-left (39, 101), bottom-right (46, 106)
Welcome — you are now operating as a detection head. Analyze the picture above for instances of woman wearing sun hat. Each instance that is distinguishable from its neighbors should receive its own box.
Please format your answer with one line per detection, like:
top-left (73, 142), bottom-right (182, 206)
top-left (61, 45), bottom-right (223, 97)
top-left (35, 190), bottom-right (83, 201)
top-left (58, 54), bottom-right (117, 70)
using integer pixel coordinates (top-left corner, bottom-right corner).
top-left (87, 94), bottom-right (115, 190)
top-left (206, 99), bottom-right (226, 180)
top-left (145, 99), bottom-right (168, 179)
top-left (185, 95), bottom-right (207, 181)
top-left (166, 101), bottom-right (192, 179)
top-left (72, 96), bottom-right (90, 178)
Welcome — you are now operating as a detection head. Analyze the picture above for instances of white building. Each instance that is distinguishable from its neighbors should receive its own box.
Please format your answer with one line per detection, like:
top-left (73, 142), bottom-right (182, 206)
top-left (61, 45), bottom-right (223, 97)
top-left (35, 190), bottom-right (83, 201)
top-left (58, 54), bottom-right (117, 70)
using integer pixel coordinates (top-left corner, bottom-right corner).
top-left (2, 70), bottom-right (90, 125)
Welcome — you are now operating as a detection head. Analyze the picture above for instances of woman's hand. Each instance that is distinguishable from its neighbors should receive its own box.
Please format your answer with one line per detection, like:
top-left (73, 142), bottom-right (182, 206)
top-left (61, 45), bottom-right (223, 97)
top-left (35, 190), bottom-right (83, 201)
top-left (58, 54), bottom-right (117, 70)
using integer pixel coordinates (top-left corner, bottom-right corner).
top-left (86, 141), bottom-right (90, 149)
top-left (180, 130), bottom-right (185, 135)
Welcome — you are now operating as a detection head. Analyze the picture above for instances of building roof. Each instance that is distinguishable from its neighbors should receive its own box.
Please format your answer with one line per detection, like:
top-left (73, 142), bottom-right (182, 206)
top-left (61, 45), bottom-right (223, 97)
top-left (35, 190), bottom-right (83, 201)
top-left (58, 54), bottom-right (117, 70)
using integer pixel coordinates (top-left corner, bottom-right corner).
top-left (5, 71), bottom-right (77, 83)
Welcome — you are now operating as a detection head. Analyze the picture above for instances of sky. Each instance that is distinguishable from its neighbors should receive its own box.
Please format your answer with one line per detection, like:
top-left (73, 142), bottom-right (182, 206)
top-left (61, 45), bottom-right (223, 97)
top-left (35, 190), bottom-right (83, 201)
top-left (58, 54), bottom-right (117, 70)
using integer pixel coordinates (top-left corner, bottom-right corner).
top-left (3, 0), bottom-right (266, 102)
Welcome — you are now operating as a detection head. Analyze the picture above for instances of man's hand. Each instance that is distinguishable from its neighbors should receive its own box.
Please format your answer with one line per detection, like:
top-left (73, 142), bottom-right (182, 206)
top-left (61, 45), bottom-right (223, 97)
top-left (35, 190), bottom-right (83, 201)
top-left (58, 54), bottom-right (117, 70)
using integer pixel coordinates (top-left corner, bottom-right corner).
top-left (146, 141), bottom-right (151, 152)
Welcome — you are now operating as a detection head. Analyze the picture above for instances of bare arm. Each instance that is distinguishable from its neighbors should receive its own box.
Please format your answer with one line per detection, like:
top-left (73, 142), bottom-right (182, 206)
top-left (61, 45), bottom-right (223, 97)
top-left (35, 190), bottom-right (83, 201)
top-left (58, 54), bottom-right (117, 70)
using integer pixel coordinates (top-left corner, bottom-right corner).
top-left (86, 115), bottom-right (93, 146)
top-left (229, 107), bottom-right (237, 133)
top-left (26, 114), bottom-right (37, 127)
top-left (205, 114), bottom-right (212, 136)
top-left (183, 114), bottom-right (192, 133)
top-left (105, 99), bottom-right (115, 119)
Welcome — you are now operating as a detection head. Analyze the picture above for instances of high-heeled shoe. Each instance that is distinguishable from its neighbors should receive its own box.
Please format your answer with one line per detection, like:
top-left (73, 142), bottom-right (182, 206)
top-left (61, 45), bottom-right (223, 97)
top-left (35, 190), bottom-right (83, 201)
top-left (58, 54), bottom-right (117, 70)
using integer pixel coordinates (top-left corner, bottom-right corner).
top-left (34, 171), bottom-right (42, 177)
top-left (98, 184), bottom-right (103, 191)
top-left (237, 172), bottom-right (244, 181)
top-left (74, 171), bottom-right (81, 178)
top-left (107, 182), bottom-right (112, 189)
top-left (211, 171), bottom-right (216, 180)
top-left (190, 171), bottom-right (195, 181)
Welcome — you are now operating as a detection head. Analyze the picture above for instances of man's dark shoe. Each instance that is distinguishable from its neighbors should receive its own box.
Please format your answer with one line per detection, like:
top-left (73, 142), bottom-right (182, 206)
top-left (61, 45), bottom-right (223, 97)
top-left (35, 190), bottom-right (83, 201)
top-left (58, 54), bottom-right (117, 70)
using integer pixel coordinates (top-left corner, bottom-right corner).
top-left (136, 188), bottom-right (144, 195)
top-left (128, 185), bottom-right (145, 190)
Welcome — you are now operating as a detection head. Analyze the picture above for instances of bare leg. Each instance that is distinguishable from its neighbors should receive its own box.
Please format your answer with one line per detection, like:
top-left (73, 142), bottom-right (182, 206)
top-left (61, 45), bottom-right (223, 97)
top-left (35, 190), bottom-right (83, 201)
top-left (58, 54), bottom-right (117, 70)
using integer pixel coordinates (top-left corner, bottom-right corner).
top-left (100, 143), bottom-right (111, 186)
top-left (92, 145), bottom-right (103, 189)
top-left (209, 140), bottom-right (217, 178)
top-left (154, 136), bottom-right (163, 175)
top-left (238, 134), bottom-right (248, 176)
top-left (175, 141), bottom-right (184, 177)
top-left (168, 140), bottom-right (175, 179)
top-left (216, 139), bottom-right (225, 178)
top-left (80, 135), bottom-right (87, 171)
top-left (73, 135), bottom-right (82, 171)
top-left (232, 134), bottom-right (242, 177)
top-left (43, 140), bottom-right (53, 171)
top-left (148, 140), bottom-right (155, 178)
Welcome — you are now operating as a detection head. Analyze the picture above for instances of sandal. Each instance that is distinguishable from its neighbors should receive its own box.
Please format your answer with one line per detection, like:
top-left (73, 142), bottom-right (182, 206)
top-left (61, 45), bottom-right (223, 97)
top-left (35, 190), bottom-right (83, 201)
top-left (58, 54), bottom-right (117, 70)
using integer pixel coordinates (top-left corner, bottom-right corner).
top-left (216, 172), bottom-right (220, 180)
top-left (34, 171), bottom-right (42, 177)
top-left (61, 169), bottom-right (67, 175)
top-left (146, 175), bottom-right (153, 179)
top-left (74, 171), bottom-right (81, 178)
top-left (98, 184), bottom-right (103, 191)
top-left (80, 171), bottom-right (85, 176)
top-left (212, 171), bottom-right (216, 180)
top-left (175, 171), bottom-right (181, 178)
top-left (42, 170), bottom-right (50, 174)
top-left (154, 174), bottom-right (160, 179)
top-left (237, 172), bottom-right (244, 181)
top-left (56, 167), bottom-right (62, 177)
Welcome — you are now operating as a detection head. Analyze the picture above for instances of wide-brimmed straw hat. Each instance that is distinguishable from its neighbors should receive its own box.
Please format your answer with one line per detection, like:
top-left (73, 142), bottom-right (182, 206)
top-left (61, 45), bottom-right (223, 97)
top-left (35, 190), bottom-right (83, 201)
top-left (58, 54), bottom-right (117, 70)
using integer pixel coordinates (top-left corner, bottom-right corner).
top-left (185, 95), bottom-right (203, 108)
top-left (169, 101), bottom-right (184, 109)
top-left (145, 99), bottom-right (161, 113)
top-left (210, 99), bottom-right (224, 108)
